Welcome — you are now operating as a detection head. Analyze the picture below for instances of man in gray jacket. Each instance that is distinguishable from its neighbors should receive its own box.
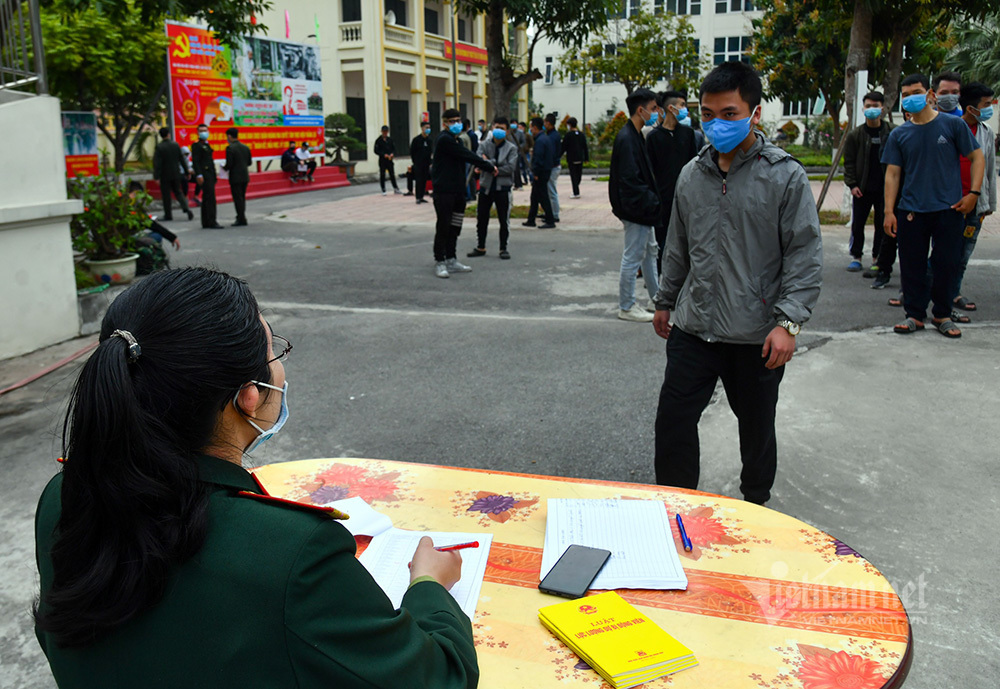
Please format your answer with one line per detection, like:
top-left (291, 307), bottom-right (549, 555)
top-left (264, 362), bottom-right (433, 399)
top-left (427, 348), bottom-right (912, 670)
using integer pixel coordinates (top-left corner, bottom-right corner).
top-left (467, 118), bottom-right (519, 259)
top-left (652, 62), bottom-right (822, 505)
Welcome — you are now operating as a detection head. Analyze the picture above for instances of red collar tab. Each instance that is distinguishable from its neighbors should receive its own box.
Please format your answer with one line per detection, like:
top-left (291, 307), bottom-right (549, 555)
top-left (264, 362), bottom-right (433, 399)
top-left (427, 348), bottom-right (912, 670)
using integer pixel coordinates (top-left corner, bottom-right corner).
top-left (236, 490), bottom-right (350, 520)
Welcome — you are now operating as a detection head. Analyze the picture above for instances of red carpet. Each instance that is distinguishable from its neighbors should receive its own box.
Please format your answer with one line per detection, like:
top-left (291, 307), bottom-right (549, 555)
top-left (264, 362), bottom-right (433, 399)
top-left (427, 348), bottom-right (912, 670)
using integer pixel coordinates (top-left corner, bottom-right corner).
top-left (145, 165), bottom-right (351, 204)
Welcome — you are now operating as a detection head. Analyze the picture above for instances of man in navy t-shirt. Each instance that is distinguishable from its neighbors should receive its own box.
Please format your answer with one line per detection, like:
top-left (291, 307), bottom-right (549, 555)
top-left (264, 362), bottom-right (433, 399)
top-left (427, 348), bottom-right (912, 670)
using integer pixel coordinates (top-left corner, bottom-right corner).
top-left (882, 73), bottom-right (984, 339)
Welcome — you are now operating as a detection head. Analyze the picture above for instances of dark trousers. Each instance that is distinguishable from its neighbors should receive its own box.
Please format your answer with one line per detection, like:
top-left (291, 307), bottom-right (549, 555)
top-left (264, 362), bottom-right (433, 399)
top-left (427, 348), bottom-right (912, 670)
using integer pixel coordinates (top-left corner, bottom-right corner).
top-left (517, 154), bottom-right (530, 186)
top-left (876, 230), bottom-right (898, 275)
top-left (379, 159), bottom-right (398, 191)
top-left (301, 160), bottom-right (316, 179)
top-left (476, 188), bottom-right (511, 251)
top-left (199, 179), bottom-right (217, 227)
top-left (161, 178), bottom-right (190, 219)
top-left (526, 171), bottom-right (554, 224)
top-left (654, 224), bottom-right (667, 271)
top-left (569, 162), bottom-right (583, 196)
top-left (654, 327), bottom-right (784, 504)
top-left (897, 209), bottom-right (964, 321)
top-left (849, 190), bottom-right (884, 261)
top-left (230, 181), bottom-right (248, 224)
top-left (433, 191), bottom-right (466, 262)
top-left (414, 164), bottom-right (430, 200)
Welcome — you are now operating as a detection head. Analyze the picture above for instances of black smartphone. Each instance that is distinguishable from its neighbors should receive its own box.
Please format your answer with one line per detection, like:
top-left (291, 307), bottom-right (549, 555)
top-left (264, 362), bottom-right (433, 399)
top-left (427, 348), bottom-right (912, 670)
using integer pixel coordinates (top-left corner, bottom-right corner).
top-left (538, 545), bottom-right (612, 599)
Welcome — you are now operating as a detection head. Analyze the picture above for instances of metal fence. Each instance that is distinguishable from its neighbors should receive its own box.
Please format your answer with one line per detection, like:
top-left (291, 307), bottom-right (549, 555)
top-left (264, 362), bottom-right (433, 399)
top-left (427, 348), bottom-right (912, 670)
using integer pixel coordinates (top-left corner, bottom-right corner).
top-left (0, 0), bottom-right (47, 94)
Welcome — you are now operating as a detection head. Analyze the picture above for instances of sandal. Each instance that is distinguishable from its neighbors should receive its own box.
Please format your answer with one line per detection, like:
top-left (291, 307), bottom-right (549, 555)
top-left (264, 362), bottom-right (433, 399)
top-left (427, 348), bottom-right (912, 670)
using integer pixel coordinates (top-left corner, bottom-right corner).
top-left (954, 296), bottom-right (977, 311)
top-left (950, 310), bottom-right (971, 324)
top-left (466, 247), bottom-right (487, 258)
top-left (932, 318), bottom-right (961, 338)
top-left (888, 293), bottom-right (903, 307)
top-left (894, 318), bottom-right (925, 334)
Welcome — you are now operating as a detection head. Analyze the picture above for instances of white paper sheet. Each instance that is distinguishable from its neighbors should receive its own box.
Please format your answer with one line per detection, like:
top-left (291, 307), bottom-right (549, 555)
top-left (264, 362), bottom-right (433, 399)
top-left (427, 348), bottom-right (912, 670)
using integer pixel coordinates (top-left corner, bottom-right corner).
top-left (540, 499), bottom-right (687, 590)
top-left (317, 496), bottom-right (394, 537)
top-left (358, 528), bottom-right (493, 619)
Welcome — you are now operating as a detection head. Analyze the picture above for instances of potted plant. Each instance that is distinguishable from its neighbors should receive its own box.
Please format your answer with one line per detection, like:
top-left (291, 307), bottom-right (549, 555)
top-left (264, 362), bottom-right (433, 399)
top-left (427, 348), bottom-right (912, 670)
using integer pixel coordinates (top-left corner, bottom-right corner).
top-left (68, 175), bottom-right (151, 285)
top-left (324, 113), bottom-right (365, 177)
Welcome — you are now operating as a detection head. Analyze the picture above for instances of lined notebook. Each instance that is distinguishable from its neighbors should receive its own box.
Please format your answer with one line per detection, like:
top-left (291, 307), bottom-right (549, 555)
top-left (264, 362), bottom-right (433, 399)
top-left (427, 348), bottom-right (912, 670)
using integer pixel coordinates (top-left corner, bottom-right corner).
top-left (539, 591), bottom-right (698, 688)
top-left (540, 499), bottom-right (687, 590)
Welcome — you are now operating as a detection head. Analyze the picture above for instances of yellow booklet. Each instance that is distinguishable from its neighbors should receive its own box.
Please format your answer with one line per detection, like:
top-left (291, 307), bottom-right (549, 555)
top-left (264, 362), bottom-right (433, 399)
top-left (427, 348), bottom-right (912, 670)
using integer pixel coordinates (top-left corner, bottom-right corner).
top-left (539, 591), bottom-right (697, 688)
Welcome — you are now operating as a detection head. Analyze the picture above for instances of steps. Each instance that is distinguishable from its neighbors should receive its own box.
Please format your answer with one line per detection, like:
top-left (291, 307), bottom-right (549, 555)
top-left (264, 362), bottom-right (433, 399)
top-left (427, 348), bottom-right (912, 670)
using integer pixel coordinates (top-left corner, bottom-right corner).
top-left (145, 165), bottom-right (351, 204)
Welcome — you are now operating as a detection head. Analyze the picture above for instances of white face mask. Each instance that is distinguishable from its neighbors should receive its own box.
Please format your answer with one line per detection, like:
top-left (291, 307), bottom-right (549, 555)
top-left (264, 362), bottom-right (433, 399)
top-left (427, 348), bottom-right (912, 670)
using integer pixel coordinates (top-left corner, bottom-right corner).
top-left (236, 380), bottom-right (289, 453)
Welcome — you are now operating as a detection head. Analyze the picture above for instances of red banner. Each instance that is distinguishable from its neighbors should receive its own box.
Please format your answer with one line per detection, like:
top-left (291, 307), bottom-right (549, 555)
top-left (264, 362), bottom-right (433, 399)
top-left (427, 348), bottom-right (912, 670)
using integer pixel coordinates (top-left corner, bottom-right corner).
top-left (65, 154), bottom-right (100, 179)
top-left (443, 40), bottom-right (488, 66)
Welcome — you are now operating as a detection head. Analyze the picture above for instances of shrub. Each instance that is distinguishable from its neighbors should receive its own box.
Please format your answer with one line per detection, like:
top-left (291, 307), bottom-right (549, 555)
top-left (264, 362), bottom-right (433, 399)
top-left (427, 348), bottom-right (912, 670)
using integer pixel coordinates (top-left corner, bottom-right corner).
top-left (67, 176), bottom-right (151, 260)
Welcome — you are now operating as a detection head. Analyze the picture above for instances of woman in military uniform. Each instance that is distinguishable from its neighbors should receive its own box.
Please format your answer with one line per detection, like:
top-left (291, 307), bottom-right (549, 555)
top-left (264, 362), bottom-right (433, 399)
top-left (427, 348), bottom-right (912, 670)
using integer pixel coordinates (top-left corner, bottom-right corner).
top-left (34, 267), bottom-right (478, 688)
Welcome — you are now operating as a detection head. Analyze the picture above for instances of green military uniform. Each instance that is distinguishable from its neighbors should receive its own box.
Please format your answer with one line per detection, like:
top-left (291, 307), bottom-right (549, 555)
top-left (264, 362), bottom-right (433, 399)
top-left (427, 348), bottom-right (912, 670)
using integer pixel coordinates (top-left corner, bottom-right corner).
top-left (152, 138), bottom-right (191, 220)
top-left (224, 140), bottom-right (253, 225)
top-left (190, 140), bottom-right (219, 229)
top-left (35, 454), bottom-right (479, 688)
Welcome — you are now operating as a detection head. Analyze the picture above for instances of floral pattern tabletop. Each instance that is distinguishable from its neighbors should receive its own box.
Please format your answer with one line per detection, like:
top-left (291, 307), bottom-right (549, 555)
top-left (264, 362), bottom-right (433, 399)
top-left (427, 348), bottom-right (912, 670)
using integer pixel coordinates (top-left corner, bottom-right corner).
top-left (253, 458), bottom-right (911, 689)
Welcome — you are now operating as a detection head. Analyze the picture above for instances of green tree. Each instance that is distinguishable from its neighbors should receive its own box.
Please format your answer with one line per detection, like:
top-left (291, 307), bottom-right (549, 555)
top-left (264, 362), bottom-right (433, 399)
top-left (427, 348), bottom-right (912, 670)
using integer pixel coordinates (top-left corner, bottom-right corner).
top-left (41, 0), bottom-right (169, 173)
top-left (45, 0), bottom-right (271, 47)
top-left (324, 113), bottom-right (365, 164)
top-left (945, 10), bottom-right (1000, 92)
top-left (455, 0), bottom-right (620, 120)
top-left (559, 10), bottom-right (704, 97)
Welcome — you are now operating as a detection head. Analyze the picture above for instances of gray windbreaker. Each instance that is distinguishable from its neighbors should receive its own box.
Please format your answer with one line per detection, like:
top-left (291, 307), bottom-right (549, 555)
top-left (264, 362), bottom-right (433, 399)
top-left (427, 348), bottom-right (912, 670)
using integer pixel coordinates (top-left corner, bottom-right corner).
top-left (972, 121), bottom-right (996, 216)
top-left (654, 132), bottom-right (822, 344)
top-left (477, 136), bottom-right (519, 192)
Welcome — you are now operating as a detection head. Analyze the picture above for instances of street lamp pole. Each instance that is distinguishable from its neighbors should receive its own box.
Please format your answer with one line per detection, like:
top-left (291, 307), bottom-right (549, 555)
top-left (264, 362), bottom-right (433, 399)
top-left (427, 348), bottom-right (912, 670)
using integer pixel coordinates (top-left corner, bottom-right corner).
top-left (450, 2), bottom-right (459, 109)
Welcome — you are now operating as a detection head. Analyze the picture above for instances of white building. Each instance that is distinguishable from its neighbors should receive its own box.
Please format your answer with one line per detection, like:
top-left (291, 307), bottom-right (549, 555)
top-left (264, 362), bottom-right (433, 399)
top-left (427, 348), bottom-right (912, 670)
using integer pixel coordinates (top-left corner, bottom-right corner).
top-left (257, 0), bottom-right (529, 173)
top-left (533, 1), bottom-right (817, 134)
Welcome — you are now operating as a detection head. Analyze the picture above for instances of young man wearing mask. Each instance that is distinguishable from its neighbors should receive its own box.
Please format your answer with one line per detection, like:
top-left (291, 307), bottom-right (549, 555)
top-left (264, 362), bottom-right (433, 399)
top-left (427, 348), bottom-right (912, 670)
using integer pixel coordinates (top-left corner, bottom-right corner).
top-left (280, 141), bottom-right (301, 181)
top-left (609, 87), bottom-right (661, 323)
top-left (430, 109), bottom-right (498, 278)
top-left (190, 124), bottom-right (223, 229)
top-left (882, 73), bottom-right (984, 338)
top-left (843, 91), bottom-right (893, 275)
top-left (932, 72), bottom-right (963, 116)
top-left (652, 62), bottom-right (822, 504)
top-left (951, 82), bottom-right (996, 313)
top-left (222, 127), bottom-right (252, 227)
top-left (646, 90), bottom-right (698, 269)
top-left (409, 122), bottom-right (433, 204)
top-left (544, 114), bottom-right (562, 222)
top-left (374, 126), bottom-right (402, 195)
top-left (522, 117), bottom-right (557, 228)
top-left (467, 118), bottom-right (519, 260)
top-left (561, 117), bottom-right (589, 199)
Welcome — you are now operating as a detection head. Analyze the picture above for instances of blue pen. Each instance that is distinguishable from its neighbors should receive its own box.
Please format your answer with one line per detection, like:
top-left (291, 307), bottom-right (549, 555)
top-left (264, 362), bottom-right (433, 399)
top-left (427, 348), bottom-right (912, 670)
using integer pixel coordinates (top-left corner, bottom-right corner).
top-left (675, 514), bottom-right (692, 552)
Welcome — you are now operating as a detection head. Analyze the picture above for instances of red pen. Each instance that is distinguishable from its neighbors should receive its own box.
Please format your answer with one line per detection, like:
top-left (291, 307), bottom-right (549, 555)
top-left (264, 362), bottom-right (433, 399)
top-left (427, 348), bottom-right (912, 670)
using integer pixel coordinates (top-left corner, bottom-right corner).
top-left (435, 541), bottom-right (479, 552)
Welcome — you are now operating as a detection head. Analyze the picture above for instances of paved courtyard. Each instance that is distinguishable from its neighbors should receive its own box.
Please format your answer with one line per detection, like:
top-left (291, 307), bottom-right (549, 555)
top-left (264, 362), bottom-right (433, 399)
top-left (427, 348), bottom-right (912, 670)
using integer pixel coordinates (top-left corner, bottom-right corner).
top-left (2, 174), bottom-right (998, 687)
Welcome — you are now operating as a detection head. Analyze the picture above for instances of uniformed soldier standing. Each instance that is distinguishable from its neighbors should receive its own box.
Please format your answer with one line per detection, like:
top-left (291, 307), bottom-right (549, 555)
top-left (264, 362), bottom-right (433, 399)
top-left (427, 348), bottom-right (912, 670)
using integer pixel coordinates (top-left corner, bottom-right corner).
top-left (190, 124), bottom-right (223, 229)
top-left (223, 127), bottom-right (252, 226)
top-left (152, 127), bottom-right (194, 221)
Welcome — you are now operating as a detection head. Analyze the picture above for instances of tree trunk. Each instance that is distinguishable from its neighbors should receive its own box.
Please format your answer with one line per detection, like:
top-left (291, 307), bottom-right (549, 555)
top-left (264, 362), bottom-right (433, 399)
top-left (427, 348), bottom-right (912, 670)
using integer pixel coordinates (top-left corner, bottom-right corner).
top-left (880, 22), bottom-right (911, 118)
top-left (484, 0), bottom-right (540, 120)
top-left (826, 97), bottom-right (842, 147)
top-left (843, 0), bottom-right (873, 130)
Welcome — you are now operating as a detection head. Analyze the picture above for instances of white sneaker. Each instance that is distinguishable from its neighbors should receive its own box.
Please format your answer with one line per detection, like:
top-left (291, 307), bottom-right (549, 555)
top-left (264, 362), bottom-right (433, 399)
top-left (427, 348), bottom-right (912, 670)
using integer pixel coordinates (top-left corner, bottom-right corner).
top-left (434, 262), bottom-right (450, 278)
top-left (571, 194), bottom-right (581, 199)
top-left (382, 190), bottom-right (388, 196)
top-left (645, 300), bottom-right (657, 313)
top-left (445, 258), bottom-right (472, 273)
top-left (618, 304), bottom-right (653, 322)
top-left (393, 188), bottom-right (403, 194)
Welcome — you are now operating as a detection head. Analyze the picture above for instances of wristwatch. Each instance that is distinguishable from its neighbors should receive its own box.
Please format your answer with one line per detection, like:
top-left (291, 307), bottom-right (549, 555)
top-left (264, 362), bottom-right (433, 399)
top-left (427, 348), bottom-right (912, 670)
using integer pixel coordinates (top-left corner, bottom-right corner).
top-left (777, 319), bottom-right (800, 336)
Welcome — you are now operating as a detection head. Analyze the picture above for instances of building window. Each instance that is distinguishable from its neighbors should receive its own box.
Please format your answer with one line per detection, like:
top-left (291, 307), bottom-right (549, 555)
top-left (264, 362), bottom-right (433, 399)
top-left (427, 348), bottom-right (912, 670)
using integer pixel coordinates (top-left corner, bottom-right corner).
top-left (457, 18), bottom-right (466, 41)
top-left (385, 0), bottom-right (407, 26)
top-left (659, 0), bottom-right (701, 14)
top-left (783, 98), bottom-right (817, 117)
top-left (716, 0), bottom-right (753, 12)
top-left (343, 0), bottom-right (361, 22)
top-left (713, 35), bottom-right (750, 65)
top-left (424, 8), bottom-right (439, 35)
top-left (610, 0), bottom-right (641, 19)
top-left (544, 56), bottom-right (553, 85)
top-left (568, 71), bottom-right (578, 84)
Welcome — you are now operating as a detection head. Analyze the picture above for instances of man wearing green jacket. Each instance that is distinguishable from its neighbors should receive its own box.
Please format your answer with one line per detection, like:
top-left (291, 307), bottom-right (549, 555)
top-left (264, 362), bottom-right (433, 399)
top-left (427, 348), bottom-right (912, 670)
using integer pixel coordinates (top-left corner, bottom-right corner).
top-left (223, 127), bottom-right (252, 227)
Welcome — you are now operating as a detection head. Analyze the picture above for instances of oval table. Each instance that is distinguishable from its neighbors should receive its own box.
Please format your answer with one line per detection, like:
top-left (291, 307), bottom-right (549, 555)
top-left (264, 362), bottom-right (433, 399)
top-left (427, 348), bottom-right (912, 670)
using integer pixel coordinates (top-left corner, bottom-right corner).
top-left (253, 457), bottom-right (912, 689)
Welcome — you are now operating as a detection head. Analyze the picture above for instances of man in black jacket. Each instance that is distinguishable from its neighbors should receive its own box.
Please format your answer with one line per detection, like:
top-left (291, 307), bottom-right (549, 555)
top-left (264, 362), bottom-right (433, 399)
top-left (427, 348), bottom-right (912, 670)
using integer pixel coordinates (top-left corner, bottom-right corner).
top-left (430, 108), bottom-right (498, 278)
top-left (561, 117), bottom-right (589, 198)
top-left (223, 127), bottom-right (252, 227)
top-left (190, 124), bottom-right (223, 229)
top-left (646, 90), bottom-right (697, 268)
top-left (522, 117), bottom-right (556, 228)
top-left (374, 126), bottom-right (402, 195)
top-left (609, 88), bottom-right (661, 322)
top-left (153, 127), bottom-right (194, 221)
top-left (410, 123), bottom-right (433, 204)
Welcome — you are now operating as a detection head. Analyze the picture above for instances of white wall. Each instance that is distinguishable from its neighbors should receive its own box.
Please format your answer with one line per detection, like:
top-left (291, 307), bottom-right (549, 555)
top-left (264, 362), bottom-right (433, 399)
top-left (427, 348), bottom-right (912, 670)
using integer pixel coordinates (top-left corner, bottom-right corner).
top-left (0, 95), bottom-right (82, 359)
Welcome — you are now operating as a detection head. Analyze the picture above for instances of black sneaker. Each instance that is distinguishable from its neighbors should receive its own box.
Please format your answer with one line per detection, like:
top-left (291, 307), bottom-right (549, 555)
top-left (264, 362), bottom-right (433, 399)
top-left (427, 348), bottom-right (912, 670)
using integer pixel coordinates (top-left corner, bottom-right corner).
top-left (862, 265), bottom-right (879, 278)
top-left (871, 273), bottom-right (890, 289)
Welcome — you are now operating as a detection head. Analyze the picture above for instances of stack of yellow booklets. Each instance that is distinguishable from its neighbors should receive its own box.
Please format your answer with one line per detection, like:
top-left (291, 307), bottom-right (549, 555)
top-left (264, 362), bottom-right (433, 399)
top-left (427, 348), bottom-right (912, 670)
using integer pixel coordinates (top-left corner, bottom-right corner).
top-left (539, 591), bottom-right (697, 688)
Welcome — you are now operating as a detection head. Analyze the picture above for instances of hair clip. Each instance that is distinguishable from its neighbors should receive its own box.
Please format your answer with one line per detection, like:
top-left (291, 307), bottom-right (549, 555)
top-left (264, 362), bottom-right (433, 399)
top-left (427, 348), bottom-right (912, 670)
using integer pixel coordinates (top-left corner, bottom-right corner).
top-left (110, 329), bottom-right (142, 363)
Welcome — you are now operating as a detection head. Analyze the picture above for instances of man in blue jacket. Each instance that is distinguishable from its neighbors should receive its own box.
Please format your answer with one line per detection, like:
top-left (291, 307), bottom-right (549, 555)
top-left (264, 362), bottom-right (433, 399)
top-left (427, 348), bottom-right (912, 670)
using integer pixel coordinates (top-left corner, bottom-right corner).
top-left (522, 117), bottom-right (556, 229)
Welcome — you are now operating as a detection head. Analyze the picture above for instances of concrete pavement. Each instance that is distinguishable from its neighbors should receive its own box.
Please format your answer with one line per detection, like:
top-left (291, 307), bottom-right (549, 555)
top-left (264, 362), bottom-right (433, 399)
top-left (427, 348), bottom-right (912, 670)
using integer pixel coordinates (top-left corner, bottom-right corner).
top-left (2, 176), bottom-right (998, 687)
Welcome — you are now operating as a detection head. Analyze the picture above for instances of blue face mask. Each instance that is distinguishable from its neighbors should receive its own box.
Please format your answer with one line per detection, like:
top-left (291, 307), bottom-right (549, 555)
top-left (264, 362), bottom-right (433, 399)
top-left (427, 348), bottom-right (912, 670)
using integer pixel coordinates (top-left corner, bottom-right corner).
top-left (238, 380), bottom-right (289, 453)
top-left (645, 108), bottom-right (659, 127)
top-left (864, 107), bottom-right (882, 120)
top-left (676, 107), bottom-right (689, 120)
top-left (493, 129), bottom-right (506, 140)
top-left (975, 105), bottom-right (994, 122)
top-left (702, 109), bottom-right (757, 154)
top-left (423, 127), bottom-right (431, 135)
top-left (901, 94), bottom-right (927, 114)
top-left (448, 122), bottom-right (463, 135)
top-left (198, 130), bottom-right (209, 141)
top-left (678, 116), bottom-right (692, 128)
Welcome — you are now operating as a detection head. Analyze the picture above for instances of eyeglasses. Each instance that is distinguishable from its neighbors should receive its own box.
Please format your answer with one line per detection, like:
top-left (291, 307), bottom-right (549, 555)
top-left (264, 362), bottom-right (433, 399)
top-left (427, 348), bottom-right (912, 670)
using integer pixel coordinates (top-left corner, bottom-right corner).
top-left (268, 334), bottom-right (293, 363)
